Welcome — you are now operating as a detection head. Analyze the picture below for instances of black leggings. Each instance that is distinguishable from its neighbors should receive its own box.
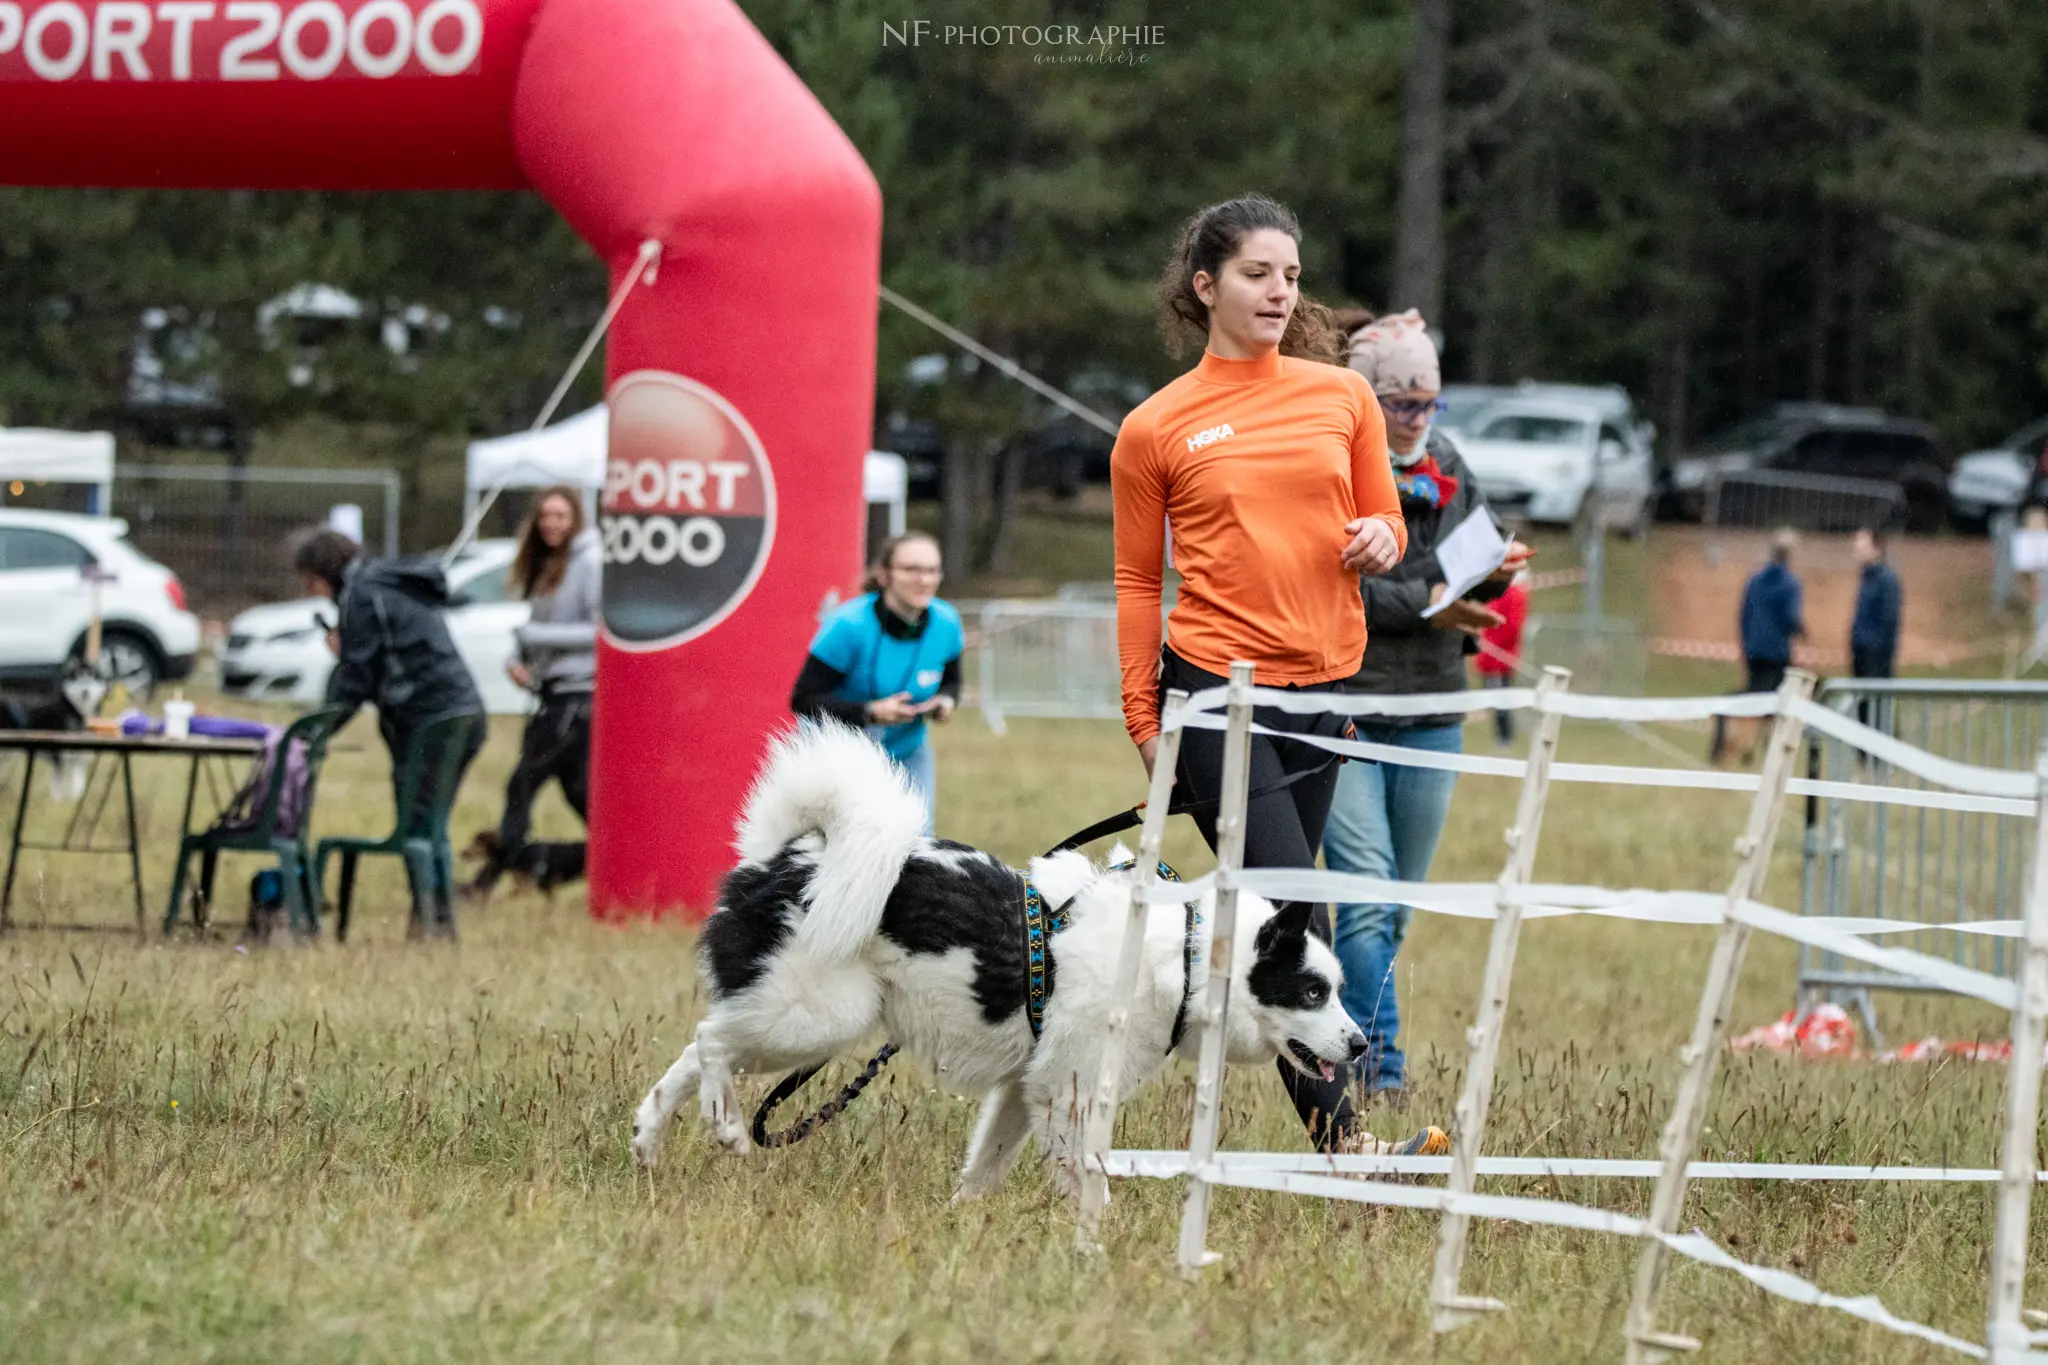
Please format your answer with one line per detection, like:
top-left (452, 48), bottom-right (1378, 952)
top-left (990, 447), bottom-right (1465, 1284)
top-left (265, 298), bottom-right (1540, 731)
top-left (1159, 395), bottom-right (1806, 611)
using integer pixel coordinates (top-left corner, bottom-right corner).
top-left (498, 691), bottom-right (593, 882)
top-left (1159, 649), bottom-right (1358, 1151)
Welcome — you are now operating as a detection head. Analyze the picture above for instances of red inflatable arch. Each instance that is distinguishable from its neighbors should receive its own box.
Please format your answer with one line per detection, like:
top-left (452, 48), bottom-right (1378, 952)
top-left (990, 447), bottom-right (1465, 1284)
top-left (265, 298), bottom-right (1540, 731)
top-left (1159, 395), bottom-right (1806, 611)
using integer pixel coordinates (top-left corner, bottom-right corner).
top-left (0, 0), bottom-right (883, 916)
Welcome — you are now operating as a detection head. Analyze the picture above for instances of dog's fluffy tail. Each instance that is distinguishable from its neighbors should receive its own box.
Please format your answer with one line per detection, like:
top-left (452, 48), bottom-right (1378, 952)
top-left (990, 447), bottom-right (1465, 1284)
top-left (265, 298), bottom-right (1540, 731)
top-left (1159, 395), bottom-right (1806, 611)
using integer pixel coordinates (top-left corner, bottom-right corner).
top-left (733, 718), bottom-right (927, 963)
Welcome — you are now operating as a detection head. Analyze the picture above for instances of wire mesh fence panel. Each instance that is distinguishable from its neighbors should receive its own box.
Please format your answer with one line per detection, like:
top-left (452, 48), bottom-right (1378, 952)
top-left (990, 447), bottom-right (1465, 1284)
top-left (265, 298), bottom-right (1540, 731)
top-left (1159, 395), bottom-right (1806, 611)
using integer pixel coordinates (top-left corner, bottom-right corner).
top-left (113, 465), bottom-right (401, 617)
top-left (1523, 614), bottom-right (1649, 697)
top-left (1799, 679), bottom-right (2048, 1036)
top-left (1705, 470), bottom-right (1904, 569)
top-left (975, 599), bottom-right (1122, 733)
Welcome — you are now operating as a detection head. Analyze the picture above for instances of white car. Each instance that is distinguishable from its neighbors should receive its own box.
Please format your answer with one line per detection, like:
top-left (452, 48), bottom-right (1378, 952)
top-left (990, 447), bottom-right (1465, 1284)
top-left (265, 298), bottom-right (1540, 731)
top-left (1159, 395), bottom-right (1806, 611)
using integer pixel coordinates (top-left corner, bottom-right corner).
top-left (0, 508), bottom-right (201, 700)
top-left (1948, 416), bottom-right (2048, 529)
top-left (218, 539), bottom-right (536, 715)
top-left (1452, 399), bottom-right (1654, 534)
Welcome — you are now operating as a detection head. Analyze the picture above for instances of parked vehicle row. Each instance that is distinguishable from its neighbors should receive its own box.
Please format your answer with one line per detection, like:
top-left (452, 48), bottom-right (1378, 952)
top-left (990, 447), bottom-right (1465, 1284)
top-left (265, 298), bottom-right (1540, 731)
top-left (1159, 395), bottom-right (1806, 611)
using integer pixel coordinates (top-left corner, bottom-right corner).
top-left (883, 352), bottom-right (2041, 541)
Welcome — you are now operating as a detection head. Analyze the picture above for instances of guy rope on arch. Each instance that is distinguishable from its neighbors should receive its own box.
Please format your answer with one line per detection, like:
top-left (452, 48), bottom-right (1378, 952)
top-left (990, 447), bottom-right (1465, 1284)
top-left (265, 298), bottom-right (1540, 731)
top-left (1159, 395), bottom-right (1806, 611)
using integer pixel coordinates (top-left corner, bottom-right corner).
top-left (1073, 664), bottom-right (2048, 1363)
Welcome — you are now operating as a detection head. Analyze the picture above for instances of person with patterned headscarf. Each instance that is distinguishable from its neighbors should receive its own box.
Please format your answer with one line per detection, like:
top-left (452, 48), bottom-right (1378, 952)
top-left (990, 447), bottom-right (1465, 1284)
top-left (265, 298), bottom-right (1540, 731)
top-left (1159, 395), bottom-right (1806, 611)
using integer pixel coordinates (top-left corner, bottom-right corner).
top-left (1321, 309), bottom-right (1532, 1111)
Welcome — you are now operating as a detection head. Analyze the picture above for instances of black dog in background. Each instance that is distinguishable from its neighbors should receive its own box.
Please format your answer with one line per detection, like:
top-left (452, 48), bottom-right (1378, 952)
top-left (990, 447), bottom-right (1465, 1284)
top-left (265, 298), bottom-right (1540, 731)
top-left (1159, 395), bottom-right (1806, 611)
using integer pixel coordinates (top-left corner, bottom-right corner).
top-left (0, 667), bottom-right (106, 732)
top-left (461, 830), bottom-right (585, 895)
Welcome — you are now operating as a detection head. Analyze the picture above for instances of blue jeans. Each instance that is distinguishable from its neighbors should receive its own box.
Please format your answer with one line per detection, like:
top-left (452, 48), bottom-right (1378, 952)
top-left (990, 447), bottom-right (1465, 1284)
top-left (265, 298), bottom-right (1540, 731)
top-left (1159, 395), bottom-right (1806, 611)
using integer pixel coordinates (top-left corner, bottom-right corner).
top-left (895, 741), bottom-right (936, 836)
top-left (1322, 722), bottom-right (1463, 1091)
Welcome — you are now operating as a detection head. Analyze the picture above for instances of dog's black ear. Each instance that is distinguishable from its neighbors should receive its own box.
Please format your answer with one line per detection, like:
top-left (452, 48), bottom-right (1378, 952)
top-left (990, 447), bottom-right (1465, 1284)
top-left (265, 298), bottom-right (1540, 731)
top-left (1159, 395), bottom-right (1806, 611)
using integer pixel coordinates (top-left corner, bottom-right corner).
top-left (1253, 901), bottom-right (1315, 956)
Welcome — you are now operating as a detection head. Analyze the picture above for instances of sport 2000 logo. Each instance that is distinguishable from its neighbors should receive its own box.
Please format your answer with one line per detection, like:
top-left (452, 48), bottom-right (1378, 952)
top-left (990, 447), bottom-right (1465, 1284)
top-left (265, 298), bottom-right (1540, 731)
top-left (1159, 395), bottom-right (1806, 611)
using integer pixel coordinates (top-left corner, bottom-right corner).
top-left (0, 1), bottom-right (482, 83)
top-left (599, 370), bottom-right (777, 652)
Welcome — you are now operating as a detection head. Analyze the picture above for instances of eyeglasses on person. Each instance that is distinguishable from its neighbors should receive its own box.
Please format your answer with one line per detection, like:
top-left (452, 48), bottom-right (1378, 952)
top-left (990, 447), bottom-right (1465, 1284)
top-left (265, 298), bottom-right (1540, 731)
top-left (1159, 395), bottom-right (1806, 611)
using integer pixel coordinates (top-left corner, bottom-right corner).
top-left (1380, 396), bottom-right (1448, 420)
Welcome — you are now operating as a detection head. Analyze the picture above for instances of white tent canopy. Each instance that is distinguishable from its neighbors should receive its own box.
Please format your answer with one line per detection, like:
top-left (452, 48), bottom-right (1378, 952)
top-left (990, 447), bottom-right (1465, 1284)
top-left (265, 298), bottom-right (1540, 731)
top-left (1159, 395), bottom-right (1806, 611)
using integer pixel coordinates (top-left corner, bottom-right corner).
top-left (464, 406), bottom-right (909, 553)
top-left (0, 428), bottom-right (116, 513)
top-left (464, 404), bottom-right (610, 517)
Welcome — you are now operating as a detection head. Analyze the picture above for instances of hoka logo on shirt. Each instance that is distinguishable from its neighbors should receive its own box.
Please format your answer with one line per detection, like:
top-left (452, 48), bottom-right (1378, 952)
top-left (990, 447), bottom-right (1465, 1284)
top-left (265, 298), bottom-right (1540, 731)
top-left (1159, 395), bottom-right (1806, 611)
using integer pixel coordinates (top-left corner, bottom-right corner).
top-left (1186, 423), bottom-right (1236, 452)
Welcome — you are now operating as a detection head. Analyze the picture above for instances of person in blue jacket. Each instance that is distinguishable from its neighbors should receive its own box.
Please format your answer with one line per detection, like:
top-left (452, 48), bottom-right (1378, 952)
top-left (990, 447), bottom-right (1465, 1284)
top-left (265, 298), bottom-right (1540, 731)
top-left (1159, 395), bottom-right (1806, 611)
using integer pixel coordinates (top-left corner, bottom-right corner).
top-left (1850, 526), bottom-right (1903, 680)
top-left (1712, 528), bottom-right (1805, 764)
top-left (790, 532), bottom-right (963, 833)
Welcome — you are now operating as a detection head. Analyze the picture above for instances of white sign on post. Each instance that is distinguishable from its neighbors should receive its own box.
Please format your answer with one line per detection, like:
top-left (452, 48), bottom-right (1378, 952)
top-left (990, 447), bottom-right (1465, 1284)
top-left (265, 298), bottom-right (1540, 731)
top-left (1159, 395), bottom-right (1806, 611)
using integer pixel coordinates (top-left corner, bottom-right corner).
top-left (328, 504), bottom-right (365, 544)
top-left (2012, 529), bottom-right (2048, 574)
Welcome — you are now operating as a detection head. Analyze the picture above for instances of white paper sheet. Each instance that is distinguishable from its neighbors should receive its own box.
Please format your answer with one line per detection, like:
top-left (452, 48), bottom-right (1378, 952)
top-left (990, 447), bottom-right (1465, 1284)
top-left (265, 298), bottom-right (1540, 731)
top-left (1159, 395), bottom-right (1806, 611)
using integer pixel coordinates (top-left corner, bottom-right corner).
top-left (1418, 506), bottom-right (1508, 617)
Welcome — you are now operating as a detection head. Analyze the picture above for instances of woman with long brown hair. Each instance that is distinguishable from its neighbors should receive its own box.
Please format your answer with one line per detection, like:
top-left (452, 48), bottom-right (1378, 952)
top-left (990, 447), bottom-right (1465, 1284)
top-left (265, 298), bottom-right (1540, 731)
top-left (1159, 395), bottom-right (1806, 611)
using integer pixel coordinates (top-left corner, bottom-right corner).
top-left (1112, 193), bottom-right (1435, 1155)
top-left (468, 484), bottom-right (602, 897)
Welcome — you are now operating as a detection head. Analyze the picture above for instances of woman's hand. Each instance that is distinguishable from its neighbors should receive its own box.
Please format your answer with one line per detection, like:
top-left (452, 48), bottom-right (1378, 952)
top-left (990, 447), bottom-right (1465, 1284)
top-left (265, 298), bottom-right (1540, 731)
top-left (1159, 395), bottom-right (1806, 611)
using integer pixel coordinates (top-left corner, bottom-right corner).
top-left (866, 693), bottom-right (921, 724)
top-left (1341, 517), bottom-right (1401, 575)
top-left (921, 695), bottom-right (957, 723)
top-left (506, 660), bottom-right (532, 689)
top-left (1139, 736), bottom-right (1160, 779)
top-left (1492, 539), bottom-right (1535, 581)
top-left (1427, 583), bottom-right (1506, 635)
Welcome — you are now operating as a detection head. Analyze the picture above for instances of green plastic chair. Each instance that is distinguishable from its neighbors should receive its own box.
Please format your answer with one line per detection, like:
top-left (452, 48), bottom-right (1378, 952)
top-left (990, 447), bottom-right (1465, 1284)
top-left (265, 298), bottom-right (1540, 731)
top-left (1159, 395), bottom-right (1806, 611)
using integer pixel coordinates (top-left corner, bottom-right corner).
top-left (316, 711), bottom-right (482, 942)
top-left (163, 706), bottom-right (349, 938)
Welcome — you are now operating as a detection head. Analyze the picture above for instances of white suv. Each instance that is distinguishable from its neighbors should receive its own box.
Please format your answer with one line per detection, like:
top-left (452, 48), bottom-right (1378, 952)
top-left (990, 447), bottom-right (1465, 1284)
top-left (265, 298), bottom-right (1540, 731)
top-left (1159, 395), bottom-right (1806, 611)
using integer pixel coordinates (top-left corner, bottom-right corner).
top-left (0, 509), bottom-right (202, 699)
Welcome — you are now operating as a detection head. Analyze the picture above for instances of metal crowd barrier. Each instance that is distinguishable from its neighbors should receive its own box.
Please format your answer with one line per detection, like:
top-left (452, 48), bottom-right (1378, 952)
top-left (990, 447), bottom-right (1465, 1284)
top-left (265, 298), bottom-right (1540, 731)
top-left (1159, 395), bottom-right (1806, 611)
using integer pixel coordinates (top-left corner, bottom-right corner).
top-left (975, 599), bottom-right (1122, 735)
top-left (1799, 677), bottom-right (2048, 1041)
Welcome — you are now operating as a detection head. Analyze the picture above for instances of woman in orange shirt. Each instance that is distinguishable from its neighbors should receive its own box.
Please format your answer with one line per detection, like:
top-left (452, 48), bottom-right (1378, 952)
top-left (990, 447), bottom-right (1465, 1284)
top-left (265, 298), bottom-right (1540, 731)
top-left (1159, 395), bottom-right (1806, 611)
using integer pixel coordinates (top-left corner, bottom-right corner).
top-left (1112, 194), bottom-right (1408, 1152)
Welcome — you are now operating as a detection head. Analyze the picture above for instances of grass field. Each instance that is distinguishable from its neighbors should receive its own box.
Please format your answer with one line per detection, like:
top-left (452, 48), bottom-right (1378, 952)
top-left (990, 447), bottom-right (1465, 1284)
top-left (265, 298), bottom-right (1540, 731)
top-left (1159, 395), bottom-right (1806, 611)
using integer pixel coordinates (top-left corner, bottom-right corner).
top-left (2, 689), bottom-right (2037, 1365)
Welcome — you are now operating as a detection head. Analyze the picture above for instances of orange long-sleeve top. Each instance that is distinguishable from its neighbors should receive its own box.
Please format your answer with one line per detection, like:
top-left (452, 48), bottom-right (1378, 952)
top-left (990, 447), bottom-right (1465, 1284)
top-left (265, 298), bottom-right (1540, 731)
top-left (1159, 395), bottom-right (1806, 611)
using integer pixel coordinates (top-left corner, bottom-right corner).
top-left (1111, 348), bottom-right (1405, 747)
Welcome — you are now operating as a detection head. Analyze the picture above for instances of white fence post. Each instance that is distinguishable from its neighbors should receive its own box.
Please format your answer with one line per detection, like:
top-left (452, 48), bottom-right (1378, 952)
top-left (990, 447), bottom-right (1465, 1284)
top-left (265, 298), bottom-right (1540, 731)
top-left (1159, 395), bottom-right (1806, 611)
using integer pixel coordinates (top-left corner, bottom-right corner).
top-left (1986, 746), bottom-right (2048, 1362)
top-left (1076, 687), bottom-right (1190, 1251)
top-left (1175, 661), bottom-right (1256, 1276)
top-left (1624, 669), bottom-right (1816, 1363)
top-left (1431, 665), bottom-right (1573, 1332)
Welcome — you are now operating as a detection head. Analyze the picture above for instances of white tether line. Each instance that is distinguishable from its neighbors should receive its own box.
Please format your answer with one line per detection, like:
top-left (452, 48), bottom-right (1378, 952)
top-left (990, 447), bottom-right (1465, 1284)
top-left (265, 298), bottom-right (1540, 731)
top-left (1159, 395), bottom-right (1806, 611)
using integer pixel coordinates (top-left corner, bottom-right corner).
top-left (442, 238), bottom-right (663, 568)
top-left (1101, 1162), bottom-right (1986, 1358)
top-left (878, 285), bottom-right (1120, 437)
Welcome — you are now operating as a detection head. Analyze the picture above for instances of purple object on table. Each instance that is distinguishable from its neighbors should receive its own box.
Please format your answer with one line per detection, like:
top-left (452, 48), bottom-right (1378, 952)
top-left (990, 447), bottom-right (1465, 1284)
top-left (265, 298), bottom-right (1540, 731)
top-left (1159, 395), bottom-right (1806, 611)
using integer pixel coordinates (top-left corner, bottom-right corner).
top-left (119, 712), bottom-right (275, 739)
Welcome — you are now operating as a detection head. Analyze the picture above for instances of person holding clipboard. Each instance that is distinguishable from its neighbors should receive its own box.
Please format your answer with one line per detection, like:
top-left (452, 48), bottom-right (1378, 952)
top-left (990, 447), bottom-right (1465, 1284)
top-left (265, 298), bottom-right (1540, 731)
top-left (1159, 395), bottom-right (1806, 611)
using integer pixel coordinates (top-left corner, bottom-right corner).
top-left (1320, 310), bottom-right (1532, 1113)
top-left (791, 531), bottom-right (963, 834)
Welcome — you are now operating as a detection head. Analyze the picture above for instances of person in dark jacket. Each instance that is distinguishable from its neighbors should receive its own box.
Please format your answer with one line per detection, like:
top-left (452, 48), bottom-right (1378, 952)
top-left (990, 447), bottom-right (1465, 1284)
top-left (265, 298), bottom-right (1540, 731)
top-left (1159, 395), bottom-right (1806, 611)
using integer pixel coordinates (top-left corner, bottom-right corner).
top-left (1850, 526), bottom-right (1902, 679)
top-left (1320, 310), bottom-right (1531, 1109)
top-left (1711, 529), bottom-right (1804, 765)
top-left (297, 529), bottom-right (485, 938)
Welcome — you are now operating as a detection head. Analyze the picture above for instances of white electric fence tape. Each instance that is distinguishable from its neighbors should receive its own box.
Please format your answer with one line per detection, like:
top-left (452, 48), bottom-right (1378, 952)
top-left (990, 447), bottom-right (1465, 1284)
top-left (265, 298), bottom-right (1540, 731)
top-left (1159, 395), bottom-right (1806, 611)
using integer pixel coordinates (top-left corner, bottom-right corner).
top-left (1162, 692), bottom-right (2039, 817)
top-left (1115, 679), bottom-right (2039, 1360)
top-left (1105, 1151), bottom-right (2048, 1183)
top-left (1107, 1162), bottom-right (1989, 1357)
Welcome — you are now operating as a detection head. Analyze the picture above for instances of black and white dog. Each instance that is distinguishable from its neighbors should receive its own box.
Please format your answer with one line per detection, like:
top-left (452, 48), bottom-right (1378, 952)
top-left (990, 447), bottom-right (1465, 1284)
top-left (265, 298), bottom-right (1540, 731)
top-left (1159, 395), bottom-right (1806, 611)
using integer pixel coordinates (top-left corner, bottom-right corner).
top-left (630, 719), bottom-right (1372, 1201)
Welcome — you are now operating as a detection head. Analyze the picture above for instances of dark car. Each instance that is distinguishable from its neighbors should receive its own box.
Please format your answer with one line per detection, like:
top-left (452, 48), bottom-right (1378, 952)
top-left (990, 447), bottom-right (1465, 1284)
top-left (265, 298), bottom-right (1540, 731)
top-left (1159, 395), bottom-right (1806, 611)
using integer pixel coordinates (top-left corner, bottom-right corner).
top-left (1658, 403), bottom-right (1949, 532)
top-left (877, 366), bottom-right (1146, 503)
top-left (876, 413), bottom-right (946, 501)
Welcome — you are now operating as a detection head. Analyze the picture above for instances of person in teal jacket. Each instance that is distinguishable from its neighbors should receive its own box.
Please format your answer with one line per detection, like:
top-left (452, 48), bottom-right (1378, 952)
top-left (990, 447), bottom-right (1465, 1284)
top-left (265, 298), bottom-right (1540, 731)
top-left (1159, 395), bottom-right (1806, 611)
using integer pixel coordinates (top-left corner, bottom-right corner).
top-left (790, 532), bottom-right (963, 833)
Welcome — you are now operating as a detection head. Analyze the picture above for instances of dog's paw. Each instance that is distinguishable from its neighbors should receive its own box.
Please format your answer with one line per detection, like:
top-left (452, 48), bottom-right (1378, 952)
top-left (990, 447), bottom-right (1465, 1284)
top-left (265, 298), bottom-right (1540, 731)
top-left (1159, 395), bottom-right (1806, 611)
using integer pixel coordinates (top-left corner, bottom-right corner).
top-left (713, 1120), bottom-right (753, 1157)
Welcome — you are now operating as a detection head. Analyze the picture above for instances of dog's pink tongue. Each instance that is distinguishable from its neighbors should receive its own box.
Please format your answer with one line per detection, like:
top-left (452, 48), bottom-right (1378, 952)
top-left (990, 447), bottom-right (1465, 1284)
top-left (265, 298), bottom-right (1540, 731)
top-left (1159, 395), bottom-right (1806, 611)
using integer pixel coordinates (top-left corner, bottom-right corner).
top-left (1319, 1060), bottom-right (1336, 1082)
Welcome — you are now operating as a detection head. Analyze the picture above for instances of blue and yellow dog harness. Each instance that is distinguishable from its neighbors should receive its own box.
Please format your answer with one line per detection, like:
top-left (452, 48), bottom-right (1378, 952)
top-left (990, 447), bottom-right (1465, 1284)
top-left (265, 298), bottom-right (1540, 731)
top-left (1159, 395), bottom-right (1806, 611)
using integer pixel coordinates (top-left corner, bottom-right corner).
top-left (1022, 859), bottom-right (1197, 1047)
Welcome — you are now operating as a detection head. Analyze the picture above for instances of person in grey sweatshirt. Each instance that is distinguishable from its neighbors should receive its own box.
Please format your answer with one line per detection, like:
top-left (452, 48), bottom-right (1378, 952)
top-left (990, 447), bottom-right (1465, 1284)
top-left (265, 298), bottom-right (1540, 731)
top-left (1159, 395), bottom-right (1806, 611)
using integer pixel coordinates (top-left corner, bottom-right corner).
top-left (468, 486), bottom-right (599, 896)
